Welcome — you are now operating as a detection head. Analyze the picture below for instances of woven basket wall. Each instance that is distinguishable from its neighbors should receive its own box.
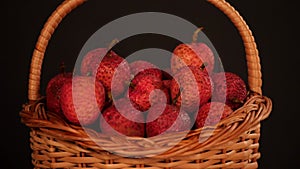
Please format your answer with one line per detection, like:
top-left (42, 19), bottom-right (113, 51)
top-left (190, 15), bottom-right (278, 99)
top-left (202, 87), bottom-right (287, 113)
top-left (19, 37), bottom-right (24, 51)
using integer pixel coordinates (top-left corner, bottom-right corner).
top-left (20, 0), bottom-right (272, 168)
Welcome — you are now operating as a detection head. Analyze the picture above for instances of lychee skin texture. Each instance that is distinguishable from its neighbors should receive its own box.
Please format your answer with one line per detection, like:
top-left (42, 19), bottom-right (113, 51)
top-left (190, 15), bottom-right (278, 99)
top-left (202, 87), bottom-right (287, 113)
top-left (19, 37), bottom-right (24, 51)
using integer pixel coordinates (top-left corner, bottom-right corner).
top-left (195, 102), bottom-right (233, 129)
top-left (131, 73), bottom-right (162, 90)
top-left (46, 72), bottom-right (72, 114)
top-left (81, 49), bottom-right (131, 97)
top-left (170, 66), bottom-right (213, 113)
top-left (80, 48), bottom-right (108, 76)
top-left (212, 72), bottom-right (247, 109)
top-left (171, 43), bottom-right (215, 75)
top-left (129, 88), bottom-right (170, 112)
top-left (146, 103), bottom-right (191, 137)
top-left (129, 74), bottom-right (169, 112)
top-left (129, 60), bottom-right (162, 79)
top-left (96, 51), bottom-right (131, 97)
top-left (100, 98), bottom-right (145, 137)
top-left (159, 87), bottom-right (171, 104)
top-left (60, 76), bottom-right (106, 126)
top-left (162, 80), bottom-right (171, 89)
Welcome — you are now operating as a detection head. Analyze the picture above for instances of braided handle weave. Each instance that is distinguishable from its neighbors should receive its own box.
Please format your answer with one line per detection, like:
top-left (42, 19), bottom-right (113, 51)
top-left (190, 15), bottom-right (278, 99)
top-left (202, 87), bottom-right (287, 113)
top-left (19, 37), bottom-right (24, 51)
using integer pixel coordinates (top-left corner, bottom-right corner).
top-left (28, 0), bottom-right (262, 101)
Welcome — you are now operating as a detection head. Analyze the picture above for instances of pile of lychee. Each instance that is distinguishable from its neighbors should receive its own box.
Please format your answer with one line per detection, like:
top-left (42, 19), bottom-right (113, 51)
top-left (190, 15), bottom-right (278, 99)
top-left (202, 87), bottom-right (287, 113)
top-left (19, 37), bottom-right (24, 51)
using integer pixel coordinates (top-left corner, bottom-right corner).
top-left (46, 40), bottom-right (247, 138)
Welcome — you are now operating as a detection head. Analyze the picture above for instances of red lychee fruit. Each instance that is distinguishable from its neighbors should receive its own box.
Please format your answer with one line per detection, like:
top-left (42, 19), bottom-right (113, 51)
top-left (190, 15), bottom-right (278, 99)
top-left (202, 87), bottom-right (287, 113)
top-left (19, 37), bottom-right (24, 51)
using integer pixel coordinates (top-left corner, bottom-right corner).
top-left (97, 51), bottom-right (131, 97)
top-left (80, 48), bottom-right (131, 98)
top-left (162, 80), bottom-right (172, 89)
top-left (128, 74), bottom-right (169, 112)
top-left (170, 66), bottom-right (213, 113)
top-left (46, 72), bottom-right (72, 114)
top-left (129, 60), bottom-right (162, 79)
top-left (60, 76), bottom-right (106, 126)
top-left (150, 87), bottom-right (170, 107)
top-left (100, 98), bottom-right (145, 137)
top-left (146, 103), bottom-right (191, 137)
top-left (80, 48), bottom-right (108, 76)
top-left (171, 43), bottom-right (214, 74)
top-left (195, 102), bottom-right (233, 129)
top-left (212, 72), bottom-right (247, 109)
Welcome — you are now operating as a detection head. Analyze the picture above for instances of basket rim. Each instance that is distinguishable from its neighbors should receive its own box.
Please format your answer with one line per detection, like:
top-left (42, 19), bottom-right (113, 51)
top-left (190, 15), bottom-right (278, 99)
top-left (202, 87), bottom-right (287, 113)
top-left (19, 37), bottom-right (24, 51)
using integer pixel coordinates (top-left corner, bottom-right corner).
top-left (20, 93), bottom-right (272, 158)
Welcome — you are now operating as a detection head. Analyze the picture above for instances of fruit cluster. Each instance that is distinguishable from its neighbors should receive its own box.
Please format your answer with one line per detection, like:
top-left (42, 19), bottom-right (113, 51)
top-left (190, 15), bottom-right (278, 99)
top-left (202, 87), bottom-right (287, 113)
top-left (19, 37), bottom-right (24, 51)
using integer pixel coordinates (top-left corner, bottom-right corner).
top-left (46, 39), bottom-right (247, 138)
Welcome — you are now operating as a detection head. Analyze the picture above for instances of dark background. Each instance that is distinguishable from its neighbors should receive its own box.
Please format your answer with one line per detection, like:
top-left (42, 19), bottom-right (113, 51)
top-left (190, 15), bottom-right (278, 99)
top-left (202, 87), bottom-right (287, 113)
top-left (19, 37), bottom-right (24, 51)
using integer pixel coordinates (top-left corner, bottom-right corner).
top-left (2, 0), bottom-right (299, 168)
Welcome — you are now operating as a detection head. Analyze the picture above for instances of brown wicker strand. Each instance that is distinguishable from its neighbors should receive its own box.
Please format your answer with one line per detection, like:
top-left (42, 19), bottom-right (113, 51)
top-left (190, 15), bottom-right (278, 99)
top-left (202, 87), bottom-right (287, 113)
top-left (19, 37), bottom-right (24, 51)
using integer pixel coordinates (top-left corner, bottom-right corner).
top-left (208, 0), bottom-right (262, 95)
top-left (28, 0), bottom-right (85, 101)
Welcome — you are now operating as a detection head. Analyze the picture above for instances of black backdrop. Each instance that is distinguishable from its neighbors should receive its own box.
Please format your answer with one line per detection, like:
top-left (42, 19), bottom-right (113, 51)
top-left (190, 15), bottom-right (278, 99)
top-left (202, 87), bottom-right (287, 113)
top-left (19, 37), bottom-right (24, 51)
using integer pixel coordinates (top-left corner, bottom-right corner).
top-left (2, 0), bottom-right (299, 168)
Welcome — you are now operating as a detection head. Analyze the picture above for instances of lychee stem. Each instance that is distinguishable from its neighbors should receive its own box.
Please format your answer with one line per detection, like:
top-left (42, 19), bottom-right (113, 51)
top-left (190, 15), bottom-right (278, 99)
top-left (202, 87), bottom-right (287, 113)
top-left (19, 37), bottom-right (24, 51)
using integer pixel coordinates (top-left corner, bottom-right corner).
top-left (124, 79), bottom-right (135, 89)
top-left (172, 88), bottom-right (184, 105)
top-left (86, 72), bottom-right (92, 76)
top-left (108, 39), bottom-right (119, 51)
top-left (231, 98), bottom-right (244, 104)
top-left (200, 62), bottom-right (208, 70)
top-left (192, 27), bottom-right (204, 43)
top-left (107, 92), bottom-right (113, 101)
top-left (129, 82), bottom-right (136, 89)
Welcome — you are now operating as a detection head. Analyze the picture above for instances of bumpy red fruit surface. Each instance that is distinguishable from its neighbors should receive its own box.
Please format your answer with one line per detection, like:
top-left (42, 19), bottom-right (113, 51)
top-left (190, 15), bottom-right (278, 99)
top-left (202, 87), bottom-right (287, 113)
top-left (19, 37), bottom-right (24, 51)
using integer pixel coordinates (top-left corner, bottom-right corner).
top-left (195, 102), bottom-right (233, 129)
top-left (60, 76), bottom-right (106, 125)
top-left (100, 98), bottom-right (145, 137)
top-left (46, 72), bottom-right (72, 114)
top-left (129, 74), bottom-right (169, 112)
top-left (146, 103), bottom-right (191, 137)
top-left (81, 48), bottom-right (131, 97)
top-left (212, 72), bottom-right (247, 109)
top-left (170, 66), bottom-right (213, 113)
top-left (97, 51), bottom-right (131, 97)
top-left (129, 60), bottom-right (162, 79)
top-left (162, 80), bottom-right (171, 89)
top-left (80, 48), bottom-right (108, 76)
top-left (171, 43), bottom-right (214, 74)
top-left (131, 73), bottom-right (162, 89)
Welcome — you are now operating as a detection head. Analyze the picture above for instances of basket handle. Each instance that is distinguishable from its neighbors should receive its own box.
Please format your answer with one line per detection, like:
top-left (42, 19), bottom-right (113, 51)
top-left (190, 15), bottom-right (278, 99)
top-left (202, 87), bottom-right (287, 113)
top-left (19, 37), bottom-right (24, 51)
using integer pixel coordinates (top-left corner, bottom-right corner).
top-left (28, 0), bottom-right (262, 101)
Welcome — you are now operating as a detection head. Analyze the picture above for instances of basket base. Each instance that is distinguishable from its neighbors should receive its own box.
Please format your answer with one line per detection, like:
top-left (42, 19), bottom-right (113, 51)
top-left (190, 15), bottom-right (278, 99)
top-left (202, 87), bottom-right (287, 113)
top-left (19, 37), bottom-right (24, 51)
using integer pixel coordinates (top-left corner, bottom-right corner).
top-left (29, 125), bottom-right (261, 169)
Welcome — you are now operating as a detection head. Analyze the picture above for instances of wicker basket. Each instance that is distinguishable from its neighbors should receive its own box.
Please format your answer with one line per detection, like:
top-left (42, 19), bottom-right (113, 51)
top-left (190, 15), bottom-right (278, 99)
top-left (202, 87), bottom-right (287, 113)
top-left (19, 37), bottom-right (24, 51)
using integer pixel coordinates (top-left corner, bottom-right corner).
top-left (20, 0), bottom-right (272, 168)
